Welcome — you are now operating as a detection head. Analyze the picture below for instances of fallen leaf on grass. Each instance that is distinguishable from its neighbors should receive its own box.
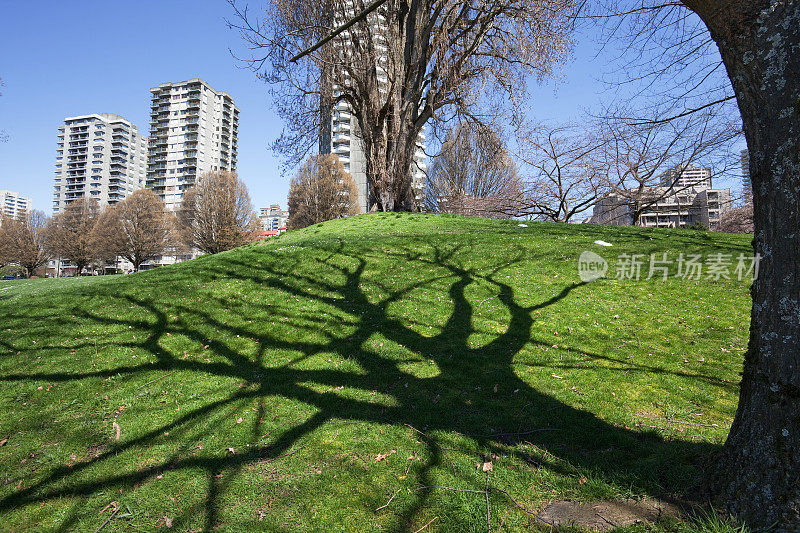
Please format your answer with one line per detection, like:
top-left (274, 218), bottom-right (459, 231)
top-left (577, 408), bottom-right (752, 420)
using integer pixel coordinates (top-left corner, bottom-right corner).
top-left (112, 421), bottom-right (121, 441)
top-left (0, 438), bottom-right (7, 446)
top-left (375, 449), bottom-right (396, 462)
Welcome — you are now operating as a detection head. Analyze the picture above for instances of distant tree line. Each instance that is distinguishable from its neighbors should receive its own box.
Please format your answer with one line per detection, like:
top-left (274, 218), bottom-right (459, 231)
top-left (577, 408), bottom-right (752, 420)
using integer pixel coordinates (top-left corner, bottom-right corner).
top-left (0, 171), bottom-right (258, 278)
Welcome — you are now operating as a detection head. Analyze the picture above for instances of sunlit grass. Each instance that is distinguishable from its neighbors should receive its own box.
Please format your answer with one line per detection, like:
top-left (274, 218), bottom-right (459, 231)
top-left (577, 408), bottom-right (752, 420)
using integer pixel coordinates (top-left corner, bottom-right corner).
top-left (0, 213), bottom-right (751, 531)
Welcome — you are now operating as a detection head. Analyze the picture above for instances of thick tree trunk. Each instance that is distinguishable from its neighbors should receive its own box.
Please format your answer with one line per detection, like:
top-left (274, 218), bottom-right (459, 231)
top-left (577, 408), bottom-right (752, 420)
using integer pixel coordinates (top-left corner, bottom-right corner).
top-left (684, 1), bottom-right (800, 529)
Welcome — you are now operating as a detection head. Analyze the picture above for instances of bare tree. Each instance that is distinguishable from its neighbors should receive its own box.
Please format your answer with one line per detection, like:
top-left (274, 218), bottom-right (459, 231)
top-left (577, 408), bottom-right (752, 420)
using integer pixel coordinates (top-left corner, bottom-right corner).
top-left (592, 1), bottom-right (800, 527)
top-left (93, 189), bottom-right (175, 271)
top-left (588, 109), bottom-right (737, 226)
top-left (178, 171), bottom-right (259, 254)
top-left (1, 211), bottom-right (49, 277)
top-left (716, 203), bottom-right (753, 234)
top-left (517, 123), bottom-right (601, 222)
top-left (288, 154), bottom-right (359, 229)
top-left (47, 198), bottom-right (100, 276)
top-left (228, 0), bottom-right (579, 211)
top-left (0, 218), bottom-right (10, 268)
top-left (425, 124), bottom-right (523, 218)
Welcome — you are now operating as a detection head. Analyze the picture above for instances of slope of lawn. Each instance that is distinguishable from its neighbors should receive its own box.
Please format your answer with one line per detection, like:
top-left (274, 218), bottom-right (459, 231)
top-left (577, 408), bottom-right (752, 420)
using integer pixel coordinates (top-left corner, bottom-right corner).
top-left (0, 213), bottom-right (752, 532)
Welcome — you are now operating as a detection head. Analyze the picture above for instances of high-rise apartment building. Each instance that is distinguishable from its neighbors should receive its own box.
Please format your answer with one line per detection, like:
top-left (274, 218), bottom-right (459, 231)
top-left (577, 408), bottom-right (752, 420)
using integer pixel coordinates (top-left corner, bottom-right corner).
top-left (53, 113), bottom-right (148, 213)
top-left (147, 78), bottom-right (239, 211)
top-left (1, 190), bottom-right (32, 219)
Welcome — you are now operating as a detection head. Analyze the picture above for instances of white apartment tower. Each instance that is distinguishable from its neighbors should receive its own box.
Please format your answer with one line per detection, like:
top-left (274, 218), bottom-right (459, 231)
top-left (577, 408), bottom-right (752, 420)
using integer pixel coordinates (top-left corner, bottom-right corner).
top-left (1, 190), bottom-right (32, 219)
top-left (147, 78), bottom-right (239, 210)
top-left (53, 113), bottom-right (148, 213)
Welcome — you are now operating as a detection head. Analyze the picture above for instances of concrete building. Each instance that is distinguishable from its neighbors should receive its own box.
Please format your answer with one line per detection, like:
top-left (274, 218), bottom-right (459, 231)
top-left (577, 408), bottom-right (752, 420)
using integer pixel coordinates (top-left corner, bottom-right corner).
top-left (147, 78), bottom-right (239, 211)
top-left (259, 205), bottom-right (288, 232)
top-left (660, 164), bottom-right (712, 189)
top-left (319, 12), bottom-right (426, 212)
top-left (52, 113), bottom-right (148, 213)
top-left (591, 166), bottom-right (732, 230)
top-left (1, 190), bottom-right (32, 219)
top-left (741, 149), bottom-right (752, 204)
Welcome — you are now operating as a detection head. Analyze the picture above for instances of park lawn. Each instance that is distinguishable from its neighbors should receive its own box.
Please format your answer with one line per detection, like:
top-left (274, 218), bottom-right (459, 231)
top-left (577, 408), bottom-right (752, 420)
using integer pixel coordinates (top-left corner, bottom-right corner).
top-left (0, 213), bottom-right (752, 532)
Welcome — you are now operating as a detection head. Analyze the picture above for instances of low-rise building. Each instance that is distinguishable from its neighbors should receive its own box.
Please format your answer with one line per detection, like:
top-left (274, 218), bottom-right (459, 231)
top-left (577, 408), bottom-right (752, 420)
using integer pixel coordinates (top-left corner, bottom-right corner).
top-left (259, 205), bottom-right (288, 232)
top-left (591, 167), bottom-right (732, 230)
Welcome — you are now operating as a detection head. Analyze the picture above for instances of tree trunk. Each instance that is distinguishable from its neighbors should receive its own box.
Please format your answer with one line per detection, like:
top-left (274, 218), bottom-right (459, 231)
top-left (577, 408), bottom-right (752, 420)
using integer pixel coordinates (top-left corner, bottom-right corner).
top-left (684, 1), bottom-right (800, 529)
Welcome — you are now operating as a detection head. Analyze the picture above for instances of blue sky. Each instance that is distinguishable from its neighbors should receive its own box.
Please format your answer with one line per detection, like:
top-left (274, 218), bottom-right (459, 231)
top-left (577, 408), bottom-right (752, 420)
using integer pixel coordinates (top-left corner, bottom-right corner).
top-left (0, 1), bottom-right (739, 214)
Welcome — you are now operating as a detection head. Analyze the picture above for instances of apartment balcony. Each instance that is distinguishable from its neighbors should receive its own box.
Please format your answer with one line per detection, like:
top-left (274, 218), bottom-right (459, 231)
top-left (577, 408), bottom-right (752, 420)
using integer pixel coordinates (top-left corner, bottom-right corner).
top-left (185, 133), bottom-right (198, 141)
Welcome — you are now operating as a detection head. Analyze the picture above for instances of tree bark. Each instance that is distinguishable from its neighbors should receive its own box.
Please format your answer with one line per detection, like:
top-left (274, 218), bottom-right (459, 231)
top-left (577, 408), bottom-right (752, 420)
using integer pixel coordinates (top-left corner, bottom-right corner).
top-left (683, 1), bottom-right (800, 529)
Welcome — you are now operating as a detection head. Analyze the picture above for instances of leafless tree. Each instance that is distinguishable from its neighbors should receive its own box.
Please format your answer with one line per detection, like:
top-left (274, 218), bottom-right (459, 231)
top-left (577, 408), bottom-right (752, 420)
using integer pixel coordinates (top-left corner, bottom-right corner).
top-left (178, 171), bottom-right (259, 254)
top-left (227, 0), bottom-right (580, 211)
top-left (517, 123), bottom-right (602, 222)
top-left (1, 211), bottom-right (50, 277)
top-left (716, 203), bottom-right (753, 234)
top-left (47, 198), bottom-right (100, 276)
top-left (588, 109), bottom-right (737, 226)
top-left (592, 1), bottom-right (800, 528)
top-left (425, 124), bottom-right (523, 218)
top-left (93, 189), bottom-right (176, 271)
top-left (288, 154), bottom-right (359, 229)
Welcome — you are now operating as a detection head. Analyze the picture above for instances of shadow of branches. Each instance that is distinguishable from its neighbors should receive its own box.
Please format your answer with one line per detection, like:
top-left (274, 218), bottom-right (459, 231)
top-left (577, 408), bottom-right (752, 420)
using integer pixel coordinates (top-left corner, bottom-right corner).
top-left (0, 238), bottom-right (730, 531)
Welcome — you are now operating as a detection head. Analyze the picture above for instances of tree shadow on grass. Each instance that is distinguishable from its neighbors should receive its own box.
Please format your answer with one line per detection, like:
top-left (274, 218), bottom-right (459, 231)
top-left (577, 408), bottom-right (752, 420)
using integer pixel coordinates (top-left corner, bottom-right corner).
top-left (0, 239), bottom-right (729, 531)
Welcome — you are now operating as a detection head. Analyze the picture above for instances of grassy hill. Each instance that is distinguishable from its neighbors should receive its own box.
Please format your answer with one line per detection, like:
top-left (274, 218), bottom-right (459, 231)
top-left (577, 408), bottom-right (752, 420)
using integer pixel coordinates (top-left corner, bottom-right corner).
top-left (0, 214), bottom-right (752, 531)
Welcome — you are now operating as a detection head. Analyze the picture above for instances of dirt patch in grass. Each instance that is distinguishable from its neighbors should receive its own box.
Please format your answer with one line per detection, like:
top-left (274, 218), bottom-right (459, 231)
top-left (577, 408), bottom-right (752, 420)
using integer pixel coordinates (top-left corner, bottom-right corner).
top-left (539, 499), bottom-right (682, 530)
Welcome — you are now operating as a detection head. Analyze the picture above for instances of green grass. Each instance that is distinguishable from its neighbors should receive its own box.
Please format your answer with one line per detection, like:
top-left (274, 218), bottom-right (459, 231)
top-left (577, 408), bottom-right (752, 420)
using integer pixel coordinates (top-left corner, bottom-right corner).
top-left (0, 213), bottom-right (752, 532)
